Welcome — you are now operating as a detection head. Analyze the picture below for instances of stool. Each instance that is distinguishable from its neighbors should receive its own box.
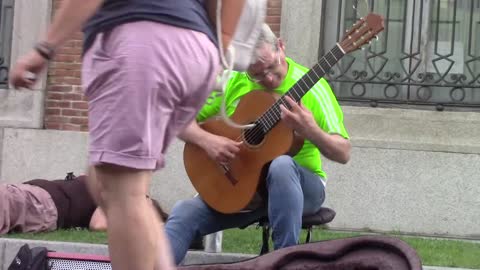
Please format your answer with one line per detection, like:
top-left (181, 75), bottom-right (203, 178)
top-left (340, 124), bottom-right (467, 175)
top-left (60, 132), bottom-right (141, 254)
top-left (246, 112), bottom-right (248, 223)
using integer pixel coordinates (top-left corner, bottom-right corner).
top-left (255, 207), bottom-right (336, 255)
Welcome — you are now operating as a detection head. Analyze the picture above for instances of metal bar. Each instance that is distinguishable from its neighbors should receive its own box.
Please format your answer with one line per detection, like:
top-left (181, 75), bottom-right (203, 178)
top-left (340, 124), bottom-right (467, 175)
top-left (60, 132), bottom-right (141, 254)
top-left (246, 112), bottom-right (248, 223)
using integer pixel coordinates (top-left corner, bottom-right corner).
top-left (321, 0), bottom-right (479, 108)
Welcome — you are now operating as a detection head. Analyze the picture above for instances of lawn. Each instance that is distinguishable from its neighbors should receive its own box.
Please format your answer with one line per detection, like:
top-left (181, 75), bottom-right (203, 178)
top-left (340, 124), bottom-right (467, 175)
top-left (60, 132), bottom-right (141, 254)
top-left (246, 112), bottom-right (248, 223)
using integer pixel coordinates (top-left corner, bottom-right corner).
top-left (2, 227), bottom-right (480, 269)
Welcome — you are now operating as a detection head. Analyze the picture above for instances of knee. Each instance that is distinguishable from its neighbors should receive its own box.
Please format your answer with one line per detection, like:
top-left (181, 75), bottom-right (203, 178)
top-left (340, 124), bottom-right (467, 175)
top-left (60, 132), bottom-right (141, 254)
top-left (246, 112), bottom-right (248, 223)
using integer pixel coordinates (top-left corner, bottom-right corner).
top-left (267, 156), bottom-right (297, 181)
top-left (168, 199), bottom-right (204, 224)
top-left (269, 155), bottom-right (296, 171)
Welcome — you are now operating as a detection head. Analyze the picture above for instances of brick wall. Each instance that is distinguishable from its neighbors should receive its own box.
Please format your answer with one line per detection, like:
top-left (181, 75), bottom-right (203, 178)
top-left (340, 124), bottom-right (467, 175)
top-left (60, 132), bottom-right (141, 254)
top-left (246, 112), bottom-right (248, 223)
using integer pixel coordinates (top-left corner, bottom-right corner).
top-left (45, 0), bottom-right (282, 131)
top-left (45, 0), bottom-right (86, 131)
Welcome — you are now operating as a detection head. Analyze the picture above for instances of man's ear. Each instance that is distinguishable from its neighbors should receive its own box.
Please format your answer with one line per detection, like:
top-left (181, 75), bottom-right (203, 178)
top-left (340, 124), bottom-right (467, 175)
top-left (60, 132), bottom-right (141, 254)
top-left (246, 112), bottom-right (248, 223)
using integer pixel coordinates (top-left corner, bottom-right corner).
top-left (277, 38), bottom-right (286, 52)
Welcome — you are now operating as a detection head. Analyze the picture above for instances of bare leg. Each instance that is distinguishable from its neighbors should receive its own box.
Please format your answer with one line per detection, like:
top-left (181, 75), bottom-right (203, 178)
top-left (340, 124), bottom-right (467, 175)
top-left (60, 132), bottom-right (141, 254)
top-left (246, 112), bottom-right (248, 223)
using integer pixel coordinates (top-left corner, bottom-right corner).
top-left (154, 215), bottom-right (175, 270)
top-left (92, 165), bottom-right (174, 270)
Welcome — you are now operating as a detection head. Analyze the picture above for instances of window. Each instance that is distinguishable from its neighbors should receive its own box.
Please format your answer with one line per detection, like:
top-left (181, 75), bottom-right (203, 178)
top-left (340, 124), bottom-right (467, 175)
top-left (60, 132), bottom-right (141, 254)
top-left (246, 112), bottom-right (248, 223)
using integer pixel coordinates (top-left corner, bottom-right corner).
top-left (321, 0), bottom-right (480, 109)
top-left (0, 0), bottom-right (14, 88)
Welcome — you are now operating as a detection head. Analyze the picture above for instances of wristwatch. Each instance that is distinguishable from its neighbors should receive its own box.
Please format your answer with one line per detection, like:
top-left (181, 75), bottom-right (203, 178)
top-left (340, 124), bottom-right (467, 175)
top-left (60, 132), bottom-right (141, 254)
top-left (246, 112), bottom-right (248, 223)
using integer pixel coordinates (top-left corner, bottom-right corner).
top-left (34, 41), bottom-right (55, 60)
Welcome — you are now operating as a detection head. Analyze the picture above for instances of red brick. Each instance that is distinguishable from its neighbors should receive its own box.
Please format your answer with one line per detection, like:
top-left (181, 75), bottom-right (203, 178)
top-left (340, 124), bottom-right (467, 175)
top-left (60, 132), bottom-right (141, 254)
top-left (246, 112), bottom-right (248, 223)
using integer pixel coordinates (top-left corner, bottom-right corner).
top-left (268, 0), bottom-right (281, 8)
top-left (70, 117), bottom-right (89, 125)
top-left (64, 93), bottom-right (83, 101)
top-left (58, 77), bottom-right (81, 85)
top-left (57, 47), bottom-right (82, 55)
top-left (270, 24), bottom-right (280, 33)
top-left (266, 16), bottom-right (281, 24)
top-left (47, 92), bottom-right (64, 100)
top-left (46, 101), bottom-right (60, 108)
top-left (62, 109), bottom-right (84, 117)
top-left (72, 102), bottom-right (88, 110)
top-left (49, 85), bottom-right (73, 92)
top-left (58, 101), bottom-right (72, 108)
top-left (53, 54), bottom-right (80, 62)
top-left (45, 108), bottom-right (61, 116)
top-left (267, 8), bottom-right (281, 16)
top-left (50, 62), bottom-right (81, 70)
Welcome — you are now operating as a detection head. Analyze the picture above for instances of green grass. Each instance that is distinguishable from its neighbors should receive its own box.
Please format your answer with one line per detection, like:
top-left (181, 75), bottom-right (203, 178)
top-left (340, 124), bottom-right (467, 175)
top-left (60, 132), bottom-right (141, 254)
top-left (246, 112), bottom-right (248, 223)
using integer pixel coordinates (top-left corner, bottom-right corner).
top-left (2, 229), bottom-right (108, 244)
top-left (3, 228), bottom-right (480, 269)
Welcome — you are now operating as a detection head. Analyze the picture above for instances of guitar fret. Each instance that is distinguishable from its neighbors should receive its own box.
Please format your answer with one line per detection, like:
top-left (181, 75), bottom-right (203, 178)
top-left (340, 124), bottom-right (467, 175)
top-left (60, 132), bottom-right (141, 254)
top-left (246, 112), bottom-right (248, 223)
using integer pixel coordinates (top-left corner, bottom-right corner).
top-left (293, 88), bottom-right (302, 100)
top-left (311, 65), bottom-right (320, 78)
top-left (305, 72), bottom-right (316, 85)
top-left (265, 112), bottom-right (274, 128)
top-left (329, 51), bottom-right (338, 62)
top-left (317, 62), bottom-right (326, 74)
top-left (324, 54), bottom-right (334, 67)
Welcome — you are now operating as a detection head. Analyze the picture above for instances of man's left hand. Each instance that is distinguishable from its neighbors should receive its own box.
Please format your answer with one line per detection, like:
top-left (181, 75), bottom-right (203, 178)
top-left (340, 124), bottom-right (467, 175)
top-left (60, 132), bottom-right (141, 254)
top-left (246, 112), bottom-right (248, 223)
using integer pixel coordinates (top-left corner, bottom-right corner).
top-left (279, 96), bottom-right (317, 138)
top-left (9, 50), bottom-right (48, 89)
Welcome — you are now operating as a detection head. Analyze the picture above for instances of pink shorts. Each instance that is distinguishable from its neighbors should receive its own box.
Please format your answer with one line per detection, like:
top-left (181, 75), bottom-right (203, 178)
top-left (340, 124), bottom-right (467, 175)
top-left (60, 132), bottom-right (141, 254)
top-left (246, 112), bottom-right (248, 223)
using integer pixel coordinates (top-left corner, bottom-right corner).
top-left (82, 21), bottom-right (219, 170)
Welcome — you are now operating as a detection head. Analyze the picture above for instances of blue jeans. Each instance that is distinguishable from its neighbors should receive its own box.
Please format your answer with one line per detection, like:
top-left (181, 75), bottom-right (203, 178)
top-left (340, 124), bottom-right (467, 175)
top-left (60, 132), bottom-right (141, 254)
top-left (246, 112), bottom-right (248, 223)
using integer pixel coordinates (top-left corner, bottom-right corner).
top-left (165, 155), bottom-right (326, 265)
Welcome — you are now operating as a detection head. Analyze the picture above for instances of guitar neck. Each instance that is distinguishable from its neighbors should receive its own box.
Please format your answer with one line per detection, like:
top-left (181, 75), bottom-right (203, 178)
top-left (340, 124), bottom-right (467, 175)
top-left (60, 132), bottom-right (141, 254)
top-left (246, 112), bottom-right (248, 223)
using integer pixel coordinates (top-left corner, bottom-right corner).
top-left (257, 44), bottom-right (345, 132)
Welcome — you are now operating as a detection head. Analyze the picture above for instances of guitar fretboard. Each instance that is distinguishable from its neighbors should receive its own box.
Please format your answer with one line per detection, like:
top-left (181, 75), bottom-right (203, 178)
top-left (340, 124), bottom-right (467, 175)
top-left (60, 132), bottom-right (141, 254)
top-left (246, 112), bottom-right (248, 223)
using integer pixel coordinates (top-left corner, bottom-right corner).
top-left (256, 44), bottom-right (345, 132)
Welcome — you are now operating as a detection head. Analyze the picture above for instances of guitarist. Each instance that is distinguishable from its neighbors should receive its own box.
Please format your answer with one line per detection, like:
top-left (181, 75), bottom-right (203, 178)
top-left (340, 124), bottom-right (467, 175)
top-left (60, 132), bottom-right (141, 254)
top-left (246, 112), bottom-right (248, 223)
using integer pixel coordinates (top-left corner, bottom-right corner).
top-left (166, 24), bottom-right (351, 265)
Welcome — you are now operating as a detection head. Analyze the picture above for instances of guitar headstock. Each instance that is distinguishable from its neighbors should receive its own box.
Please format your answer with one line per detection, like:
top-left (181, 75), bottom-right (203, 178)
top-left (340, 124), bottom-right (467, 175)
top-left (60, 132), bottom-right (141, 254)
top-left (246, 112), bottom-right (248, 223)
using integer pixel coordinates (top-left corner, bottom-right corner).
top-left (339, 13), bottom-right (385, 53)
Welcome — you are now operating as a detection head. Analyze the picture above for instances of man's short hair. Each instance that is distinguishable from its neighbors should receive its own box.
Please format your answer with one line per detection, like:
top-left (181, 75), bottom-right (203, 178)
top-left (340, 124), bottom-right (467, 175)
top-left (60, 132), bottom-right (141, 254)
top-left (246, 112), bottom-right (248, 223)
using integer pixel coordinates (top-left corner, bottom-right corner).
top-left (252, 23), bottom-right (279, 62)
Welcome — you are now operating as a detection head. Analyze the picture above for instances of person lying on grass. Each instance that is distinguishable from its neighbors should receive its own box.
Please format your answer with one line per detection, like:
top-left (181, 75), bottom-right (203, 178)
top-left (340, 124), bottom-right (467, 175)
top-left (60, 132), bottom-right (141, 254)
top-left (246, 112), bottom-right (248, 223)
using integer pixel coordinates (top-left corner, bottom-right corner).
top-left (0, 173), bottom-right (167, 234)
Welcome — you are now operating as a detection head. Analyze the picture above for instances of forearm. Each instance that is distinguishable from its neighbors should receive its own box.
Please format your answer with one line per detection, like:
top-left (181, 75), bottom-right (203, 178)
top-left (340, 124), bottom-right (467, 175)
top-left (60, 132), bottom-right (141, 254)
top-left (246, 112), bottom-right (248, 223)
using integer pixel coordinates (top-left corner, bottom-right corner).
top-left (178, 121), bottom-right (212, 148)
top-left (43, 0), bottom-right (104, 49)
top-left (205, 0), bottom-right (246, 50)
top-left (305, 126), bottom-right (351, 164)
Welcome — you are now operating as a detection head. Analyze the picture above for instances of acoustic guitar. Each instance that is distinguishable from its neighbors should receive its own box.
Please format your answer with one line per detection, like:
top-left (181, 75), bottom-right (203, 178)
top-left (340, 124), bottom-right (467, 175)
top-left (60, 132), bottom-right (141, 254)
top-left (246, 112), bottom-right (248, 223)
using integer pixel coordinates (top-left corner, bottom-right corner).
top-left (184, 13), bottom-right (385, 214)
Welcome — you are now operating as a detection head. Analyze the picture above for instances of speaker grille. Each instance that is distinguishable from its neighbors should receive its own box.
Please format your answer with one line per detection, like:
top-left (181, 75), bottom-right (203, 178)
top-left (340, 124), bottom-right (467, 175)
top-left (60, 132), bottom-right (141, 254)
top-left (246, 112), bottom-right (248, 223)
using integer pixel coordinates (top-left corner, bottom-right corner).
top-left (48, 258), bottom-right (112, 270)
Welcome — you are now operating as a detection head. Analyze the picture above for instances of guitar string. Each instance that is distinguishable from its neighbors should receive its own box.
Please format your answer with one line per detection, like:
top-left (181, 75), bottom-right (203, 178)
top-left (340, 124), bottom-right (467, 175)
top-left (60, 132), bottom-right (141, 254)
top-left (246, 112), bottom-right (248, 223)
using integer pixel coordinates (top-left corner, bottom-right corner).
top-left (231, 46), bottom-right (343, 145)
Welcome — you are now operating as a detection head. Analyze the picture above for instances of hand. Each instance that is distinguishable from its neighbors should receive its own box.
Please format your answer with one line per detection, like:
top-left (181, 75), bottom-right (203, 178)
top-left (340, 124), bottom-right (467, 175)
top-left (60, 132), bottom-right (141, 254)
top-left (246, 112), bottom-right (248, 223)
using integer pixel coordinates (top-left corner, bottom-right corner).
top-left (279, 96), bottom-right (317, 138)
top-left (9, 50), bottom-right (48, 89)
top-left (202, 134), bottom-right (243, 164)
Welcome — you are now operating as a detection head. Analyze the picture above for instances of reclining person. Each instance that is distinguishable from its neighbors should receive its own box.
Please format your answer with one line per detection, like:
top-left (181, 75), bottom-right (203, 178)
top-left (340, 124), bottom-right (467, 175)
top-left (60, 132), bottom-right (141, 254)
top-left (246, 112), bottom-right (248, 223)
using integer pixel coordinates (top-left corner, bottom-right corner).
top-left (0, 174), bottom-right (167, 234)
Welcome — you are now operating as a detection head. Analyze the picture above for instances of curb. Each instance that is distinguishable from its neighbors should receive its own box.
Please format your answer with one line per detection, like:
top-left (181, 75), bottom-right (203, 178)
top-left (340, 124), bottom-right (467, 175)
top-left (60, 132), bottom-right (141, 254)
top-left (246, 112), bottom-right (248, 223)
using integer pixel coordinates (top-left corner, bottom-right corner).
top-left (0, 238), bottom-right (476, 270)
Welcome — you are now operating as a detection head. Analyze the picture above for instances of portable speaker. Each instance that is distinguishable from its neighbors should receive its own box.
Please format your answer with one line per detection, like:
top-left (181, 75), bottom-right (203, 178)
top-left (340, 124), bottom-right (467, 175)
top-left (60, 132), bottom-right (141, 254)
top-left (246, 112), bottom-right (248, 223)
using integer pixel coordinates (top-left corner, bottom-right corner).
top-left (47, 252), bottom-right (111, 270)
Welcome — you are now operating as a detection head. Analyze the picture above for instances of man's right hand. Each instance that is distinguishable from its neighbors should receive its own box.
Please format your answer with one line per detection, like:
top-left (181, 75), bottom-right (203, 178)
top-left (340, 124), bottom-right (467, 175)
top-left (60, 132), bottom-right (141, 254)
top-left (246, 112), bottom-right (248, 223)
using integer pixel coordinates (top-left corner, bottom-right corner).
top-left (201, 135), bottom-right (243, 164)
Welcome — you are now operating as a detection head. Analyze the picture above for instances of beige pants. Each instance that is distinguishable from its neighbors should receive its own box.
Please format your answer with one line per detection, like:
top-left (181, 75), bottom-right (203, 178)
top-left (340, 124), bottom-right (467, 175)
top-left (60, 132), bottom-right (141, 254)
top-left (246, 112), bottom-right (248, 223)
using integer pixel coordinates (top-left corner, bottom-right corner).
top-left (0, 184), bottom-right (58, 234)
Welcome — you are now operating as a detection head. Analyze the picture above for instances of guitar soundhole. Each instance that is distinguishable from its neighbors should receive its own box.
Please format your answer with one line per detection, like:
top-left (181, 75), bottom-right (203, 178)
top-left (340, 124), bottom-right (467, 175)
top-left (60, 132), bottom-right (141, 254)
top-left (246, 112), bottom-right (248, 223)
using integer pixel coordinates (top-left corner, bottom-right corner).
top-left (243, 122), bottom-right (265, 146)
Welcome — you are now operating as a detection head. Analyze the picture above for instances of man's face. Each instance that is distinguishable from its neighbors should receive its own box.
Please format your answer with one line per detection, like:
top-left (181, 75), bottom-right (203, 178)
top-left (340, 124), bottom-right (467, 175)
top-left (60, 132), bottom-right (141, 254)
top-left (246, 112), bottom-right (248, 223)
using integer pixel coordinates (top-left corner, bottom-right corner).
top-left (247, 42), bottom-right (287, 89)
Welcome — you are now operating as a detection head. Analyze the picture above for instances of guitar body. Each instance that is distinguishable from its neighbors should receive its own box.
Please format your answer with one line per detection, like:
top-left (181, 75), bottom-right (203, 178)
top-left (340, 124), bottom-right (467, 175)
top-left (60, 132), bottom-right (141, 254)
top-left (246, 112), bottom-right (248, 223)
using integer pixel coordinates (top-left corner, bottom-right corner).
top-left (184, 91), bottom-right (301, 214)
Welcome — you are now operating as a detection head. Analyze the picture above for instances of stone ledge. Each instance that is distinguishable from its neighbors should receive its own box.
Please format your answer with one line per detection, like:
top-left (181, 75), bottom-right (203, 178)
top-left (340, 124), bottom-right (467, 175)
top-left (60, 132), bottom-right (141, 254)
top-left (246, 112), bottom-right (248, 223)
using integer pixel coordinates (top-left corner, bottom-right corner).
top-left (343, 106), bottom-right (480, 154)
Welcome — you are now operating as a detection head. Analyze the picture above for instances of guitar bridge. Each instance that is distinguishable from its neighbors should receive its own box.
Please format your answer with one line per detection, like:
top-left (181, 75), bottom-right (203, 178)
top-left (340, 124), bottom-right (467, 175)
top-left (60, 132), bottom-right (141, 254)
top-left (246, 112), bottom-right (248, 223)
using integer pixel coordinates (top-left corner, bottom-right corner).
top-left (220, 164), bottom-right (238, 186)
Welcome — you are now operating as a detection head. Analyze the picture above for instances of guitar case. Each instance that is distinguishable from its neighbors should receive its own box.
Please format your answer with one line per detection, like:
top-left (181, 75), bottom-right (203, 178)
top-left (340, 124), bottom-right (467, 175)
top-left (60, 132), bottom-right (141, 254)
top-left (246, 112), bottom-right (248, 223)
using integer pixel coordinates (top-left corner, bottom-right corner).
top-left (178, 235), bottom-right (423, 270)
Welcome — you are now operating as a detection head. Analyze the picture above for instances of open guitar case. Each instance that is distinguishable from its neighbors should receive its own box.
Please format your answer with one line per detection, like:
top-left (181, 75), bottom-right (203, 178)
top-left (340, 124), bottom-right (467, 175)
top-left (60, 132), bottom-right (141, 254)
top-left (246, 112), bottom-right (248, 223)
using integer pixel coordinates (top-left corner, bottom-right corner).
top-left (178, 235), bottom-right (423, 270)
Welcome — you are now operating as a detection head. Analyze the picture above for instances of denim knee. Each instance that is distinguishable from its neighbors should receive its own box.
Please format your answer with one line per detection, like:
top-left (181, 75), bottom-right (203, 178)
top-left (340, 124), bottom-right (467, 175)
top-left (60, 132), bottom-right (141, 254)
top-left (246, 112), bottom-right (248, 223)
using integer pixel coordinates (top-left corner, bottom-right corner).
top-left (169, 199), bottom-right (203, 223)
top-left (267, 155), bottom-right (299, 185)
